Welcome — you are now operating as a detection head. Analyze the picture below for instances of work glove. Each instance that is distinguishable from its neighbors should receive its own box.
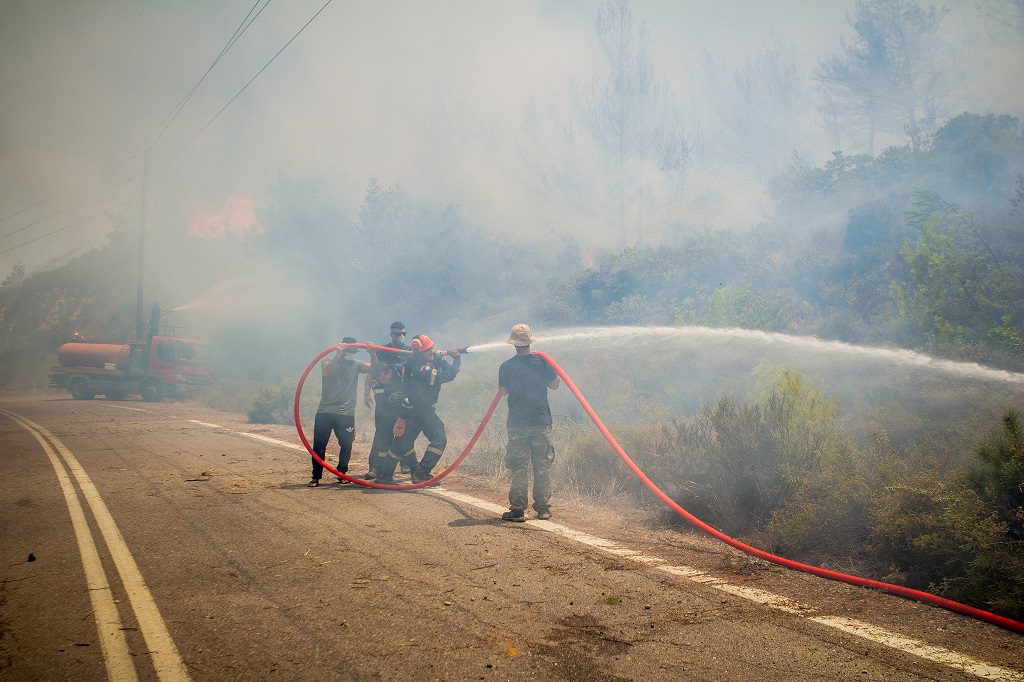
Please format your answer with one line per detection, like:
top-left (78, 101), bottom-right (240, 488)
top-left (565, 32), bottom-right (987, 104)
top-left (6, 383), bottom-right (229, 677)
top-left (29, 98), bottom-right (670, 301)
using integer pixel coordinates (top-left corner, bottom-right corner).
top-left (446, 347), bottom-right (460, 358)
top-left (393, 417), bottom-right (407, 438)
top-left (387, 390), bottom-right (407, 406)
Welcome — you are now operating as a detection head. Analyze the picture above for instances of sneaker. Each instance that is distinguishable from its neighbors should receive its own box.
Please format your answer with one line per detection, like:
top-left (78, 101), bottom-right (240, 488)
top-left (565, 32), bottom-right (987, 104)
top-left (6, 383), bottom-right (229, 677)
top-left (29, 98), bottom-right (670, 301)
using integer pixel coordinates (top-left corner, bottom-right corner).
top-left (536, 510), bottom-right (551, 521)
top-left (501, 509), bottom-right (526, 522)
top-left (362, 468), bottom-right (378, 480)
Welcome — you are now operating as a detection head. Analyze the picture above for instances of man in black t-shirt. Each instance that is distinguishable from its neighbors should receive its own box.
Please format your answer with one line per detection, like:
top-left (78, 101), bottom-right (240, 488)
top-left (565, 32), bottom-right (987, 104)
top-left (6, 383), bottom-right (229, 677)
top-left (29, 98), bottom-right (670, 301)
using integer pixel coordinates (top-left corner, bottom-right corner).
top-left (497, 323), bottom-right (560, 521)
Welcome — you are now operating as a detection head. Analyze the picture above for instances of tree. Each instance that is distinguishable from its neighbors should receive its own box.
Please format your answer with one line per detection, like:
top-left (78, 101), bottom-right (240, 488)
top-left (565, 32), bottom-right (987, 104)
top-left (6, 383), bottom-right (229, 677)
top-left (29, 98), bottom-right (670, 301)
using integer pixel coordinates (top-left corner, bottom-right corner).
top-left (1, 263), bottom-right (25, 290)
top-left (896, 190), bottom-right (1024, 364)
top-left (581, 0), bottom-right (689, 246)
top-left (701, 38), bottom-right (806, 183)
top-left (817, 0), bottom-right (952, 154)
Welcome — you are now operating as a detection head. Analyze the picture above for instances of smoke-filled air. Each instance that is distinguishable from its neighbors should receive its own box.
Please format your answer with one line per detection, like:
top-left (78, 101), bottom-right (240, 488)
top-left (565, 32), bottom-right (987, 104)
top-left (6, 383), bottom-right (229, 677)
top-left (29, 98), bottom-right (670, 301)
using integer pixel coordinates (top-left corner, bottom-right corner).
top-left (1, 0), bottom-right (1023, 619)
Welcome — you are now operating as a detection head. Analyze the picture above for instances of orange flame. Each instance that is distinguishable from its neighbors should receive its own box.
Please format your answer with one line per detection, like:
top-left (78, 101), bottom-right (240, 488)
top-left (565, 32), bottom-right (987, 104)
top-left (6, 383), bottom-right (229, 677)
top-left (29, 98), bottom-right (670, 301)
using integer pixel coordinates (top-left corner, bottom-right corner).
top-left (189, 194), bottom-right (263, 240)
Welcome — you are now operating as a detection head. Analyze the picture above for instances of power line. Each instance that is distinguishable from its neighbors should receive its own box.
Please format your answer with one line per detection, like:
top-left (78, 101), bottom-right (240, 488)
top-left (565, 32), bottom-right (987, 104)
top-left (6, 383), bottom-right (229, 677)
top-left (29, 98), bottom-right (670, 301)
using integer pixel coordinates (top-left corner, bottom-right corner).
top-left (0, 0), bottom-right (270, 230)
top-left (1, 0), bottom-right (334, 259)
top-left (149, 0), bottom-right (272, 150)
top-left (158, 0), bottom-right (335, 174)
top-left (0, 163), bottom-right (137, 225)
top-left (0, 188), bottom-right (130, 241)
top-left (0, 202), bottom-right (131, 258)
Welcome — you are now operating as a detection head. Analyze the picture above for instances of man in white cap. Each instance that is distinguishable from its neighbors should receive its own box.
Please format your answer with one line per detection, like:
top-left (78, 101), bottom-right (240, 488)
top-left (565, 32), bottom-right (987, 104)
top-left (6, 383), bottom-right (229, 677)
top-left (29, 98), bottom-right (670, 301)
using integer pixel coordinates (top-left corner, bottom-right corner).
top-left (497, 323), bottom-right (560, 521)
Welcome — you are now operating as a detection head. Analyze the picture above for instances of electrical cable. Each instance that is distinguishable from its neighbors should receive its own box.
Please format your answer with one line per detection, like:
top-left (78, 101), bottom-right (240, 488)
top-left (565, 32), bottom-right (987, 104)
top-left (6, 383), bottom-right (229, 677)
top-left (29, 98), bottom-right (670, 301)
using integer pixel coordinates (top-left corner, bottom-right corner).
top-left (148, 0), bottom-right (271, 150)
top-left (2, 0), bottom-right (271, 243)
top-left (0, 193), bottom-right (112, 241)
top-left (0, 202), bottom-right (131, 258)
top-left (157, 0), bottom-right (334, 175)
top-left (293, 343), bottom-right (1024, 635)
top-left (0, 174), bottom-right (99, 225)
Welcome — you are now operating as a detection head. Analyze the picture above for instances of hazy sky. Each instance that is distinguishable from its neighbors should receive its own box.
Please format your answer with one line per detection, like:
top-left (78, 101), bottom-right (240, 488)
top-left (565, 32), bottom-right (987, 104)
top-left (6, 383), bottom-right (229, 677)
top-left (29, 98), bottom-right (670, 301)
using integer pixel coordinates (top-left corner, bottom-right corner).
top-left (1, 0), bottom-right (1022, 276)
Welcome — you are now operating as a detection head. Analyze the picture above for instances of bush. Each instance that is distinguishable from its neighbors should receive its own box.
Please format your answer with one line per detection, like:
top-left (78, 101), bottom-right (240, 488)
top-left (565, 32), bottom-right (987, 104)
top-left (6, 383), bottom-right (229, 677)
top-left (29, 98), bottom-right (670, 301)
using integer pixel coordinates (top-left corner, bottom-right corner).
top-left (869, 410), bottom-right (1024, 619)
top-left (761, 433), bottom-right (903, 570)
top-left (247, 382), bottom-right (295, 424)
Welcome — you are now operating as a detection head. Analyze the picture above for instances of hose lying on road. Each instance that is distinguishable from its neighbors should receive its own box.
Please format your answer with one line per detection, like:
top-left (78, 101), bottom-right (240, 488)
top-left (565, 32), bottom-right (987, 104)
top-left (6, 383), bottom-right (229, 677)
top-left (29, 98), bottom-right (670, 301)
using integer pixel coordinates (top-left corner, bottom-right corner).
top-left (294, 343), bottom-right (1024, 634)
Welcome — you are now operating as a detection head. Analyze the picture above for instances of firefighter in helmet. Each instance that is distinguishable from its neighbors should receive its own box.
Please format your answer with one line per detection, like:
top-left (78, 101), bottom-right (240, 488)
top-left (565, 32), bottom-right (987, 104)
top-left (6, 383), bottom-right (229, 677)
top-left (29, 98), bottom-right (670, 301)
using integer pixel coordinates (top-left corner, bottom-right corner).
top-left (377, 334), bottom-right (461, 484)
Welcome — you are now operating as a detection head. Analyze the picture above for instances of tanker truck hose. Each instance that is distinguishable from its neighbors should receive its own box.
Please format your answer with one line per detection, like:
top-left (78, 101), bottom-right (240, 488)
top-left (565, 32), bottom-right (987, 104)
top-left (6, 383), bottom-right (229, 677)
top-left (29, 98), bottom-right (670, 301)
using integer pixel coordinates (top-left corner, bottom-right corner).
top-left (294, 343), bottom-right (1024, 634)
top-left (293, 343), bottom-right (502, 491)
top-left (532, 352), bottom-right (1024, 635)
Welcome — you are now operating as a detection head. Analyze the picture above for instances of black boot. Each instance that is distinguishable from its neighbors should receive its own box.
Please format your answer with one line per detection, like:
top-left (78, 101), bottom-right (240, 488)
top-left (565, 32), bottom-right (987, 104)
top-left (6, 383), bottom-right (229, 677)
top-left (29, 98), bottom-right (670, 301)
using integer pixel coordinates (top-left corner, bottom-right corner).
top-left (501, 509), bottom-right (526, 522)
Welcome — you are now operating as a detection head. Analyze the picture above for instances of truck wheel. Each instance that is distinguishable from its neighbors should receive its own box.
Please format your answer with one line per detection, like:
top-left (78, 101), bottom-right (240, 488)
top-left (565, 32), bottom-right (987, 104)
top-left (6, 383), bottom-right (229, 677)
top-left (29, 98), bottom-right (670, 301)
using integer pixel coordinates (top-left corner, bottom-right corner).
top-left (140, 380), bottom-right (162, 402)
top-left (69, 377), bottom-right (95, 400)
top-left (105, 388), bottom-right (127, 401)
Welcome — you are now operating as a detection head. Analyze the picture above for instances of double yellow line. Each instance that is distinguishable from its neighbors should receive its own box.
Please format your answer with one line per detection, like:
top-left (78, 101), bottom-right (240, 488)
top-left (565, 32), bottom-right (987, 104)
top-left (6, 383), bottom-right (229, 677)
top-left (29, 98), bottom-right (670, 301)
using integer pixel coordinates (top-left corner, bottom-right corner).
top-left (2, 409), bottom-right (190, 682)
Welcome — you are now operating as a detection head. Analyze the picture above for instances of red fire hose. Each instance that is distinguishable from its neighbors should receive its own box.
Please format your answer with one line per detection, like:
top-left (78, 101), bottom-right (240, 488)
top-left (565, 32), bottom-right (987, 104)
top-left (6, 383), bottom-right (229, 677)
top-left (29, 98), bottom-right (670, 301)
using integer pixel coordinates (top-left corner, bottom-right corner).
top-left (294, 343), bottom-right (1024, 634)
top-left (293, 343), bottom-right (501, 491)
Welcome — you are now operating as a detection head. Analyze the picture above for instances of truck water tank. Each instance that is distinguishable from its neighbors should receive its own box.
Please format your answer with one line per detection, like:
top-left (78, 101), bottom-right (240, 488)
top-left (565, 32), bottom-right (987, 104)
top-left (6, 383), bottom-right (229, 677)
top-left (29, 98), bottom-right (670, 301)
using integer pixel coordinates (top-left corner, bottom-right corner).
top-left (57, 343), bottom-right (131, 370)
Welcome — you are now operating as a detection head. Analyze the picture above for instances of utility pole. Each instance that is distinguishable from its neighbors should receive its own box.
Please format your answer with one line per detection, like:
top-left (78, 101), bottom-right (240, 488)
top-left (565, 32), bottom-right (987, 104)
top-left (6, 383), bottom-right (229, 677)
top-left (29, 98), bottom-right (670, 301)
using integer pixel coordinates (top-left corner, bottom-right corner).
top-left (135, 149), bottom-right (150, 342)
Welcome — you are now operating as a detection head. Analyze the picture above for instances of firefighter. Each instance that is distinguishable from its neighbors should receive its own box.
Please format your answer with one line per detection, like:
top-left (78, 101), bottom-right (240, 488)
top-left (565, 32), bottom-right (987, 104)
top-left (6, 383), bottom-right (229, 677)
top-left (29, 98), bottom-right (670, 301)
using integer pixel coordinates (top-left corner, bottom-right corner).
top-left (497, 323), bottom-right (560, 521)
top-left (361, 362), bottom-right (402, 480)
top-left (308, 337), bottom-right (371, 487)
top-left (362, 321), bottom-right (410, 479)
top-left (376, 334), bottom-right (461, 485)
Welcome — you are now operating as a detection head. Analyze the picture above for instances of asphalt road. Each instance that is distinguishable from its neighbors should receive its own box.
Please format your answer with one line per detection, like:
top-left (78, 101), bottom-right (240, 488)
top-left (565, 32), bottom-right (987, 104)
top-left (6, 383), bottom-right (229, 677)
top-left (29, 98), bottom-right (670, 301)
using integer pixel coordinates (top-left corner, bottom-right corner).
top-left (1, 393), bottom-right (1021, 681)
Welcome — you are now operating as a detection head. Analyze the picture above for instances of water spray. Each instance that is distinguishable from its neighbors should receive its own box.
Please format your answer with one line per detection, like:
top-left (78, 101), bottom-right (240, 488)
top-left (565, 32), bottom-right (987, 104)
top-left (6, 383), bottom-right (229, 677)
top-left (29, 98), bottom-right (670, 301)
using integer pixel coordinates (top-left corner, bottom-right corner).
top-left (293, 334), bottom-right (1024, 634)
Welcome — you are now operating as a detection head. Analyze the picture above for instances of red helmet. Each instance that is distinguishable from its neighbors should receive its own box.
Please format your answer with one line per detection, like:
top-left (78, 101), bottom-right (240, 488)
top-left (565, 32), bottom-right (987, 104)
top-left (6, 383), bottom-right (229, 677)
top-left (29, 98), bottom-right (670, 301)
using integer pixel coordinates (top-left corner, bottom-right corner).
top-left (410, 335), bottom-right (434, 353)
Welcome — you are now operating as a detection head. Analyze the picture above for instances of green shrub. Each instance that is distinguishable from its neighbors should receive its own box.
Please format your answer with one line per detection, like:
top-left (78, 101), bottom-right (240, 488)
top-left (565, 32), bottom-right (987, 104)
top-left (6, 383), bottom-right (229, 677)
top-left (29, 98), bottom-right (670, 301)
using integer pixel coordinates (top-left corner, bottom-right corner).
top-left (870, 410), bottom-right (1024, 619)
top-left (761, 433), bottom-right (903, 569)
top-left (247, 382), bottom-right (295, 424)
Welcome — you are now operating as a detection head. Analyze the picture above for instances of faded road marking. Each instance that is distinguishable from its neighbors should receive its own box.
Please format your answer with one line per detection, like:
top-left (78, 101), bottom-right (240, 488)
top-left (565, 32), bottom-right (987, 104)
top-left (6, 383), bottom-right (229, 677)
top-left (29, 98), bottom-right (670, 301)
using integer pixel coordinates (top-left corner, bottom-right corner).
top-left (429, 487), bottom-right (1023, 682)
top-left (142, 416), bottom-right (1024, 681)
top-left (6, 411), bottom-right (191, 681)
top-left (236, 431), bottom-right (306, 451)
top-left (810, 616), bottom-right (1022, 681)
top-left (3, 410), bottom-right (139, 682)
top-left (186, 420), bottom-right (223, 428)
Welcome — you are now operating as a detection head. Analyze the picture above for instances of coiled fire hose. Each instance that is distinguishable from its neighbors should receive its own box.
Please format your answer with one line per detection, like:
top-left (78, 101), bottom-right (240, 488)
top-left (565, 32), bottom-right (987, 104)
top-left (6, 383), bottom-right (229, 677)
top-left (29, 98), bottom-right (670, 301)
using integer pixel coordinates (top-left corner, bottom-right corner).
top-left (294, 343), bottom-right (502, 491)
top-left (294, 343), bottom-right (1024, 634)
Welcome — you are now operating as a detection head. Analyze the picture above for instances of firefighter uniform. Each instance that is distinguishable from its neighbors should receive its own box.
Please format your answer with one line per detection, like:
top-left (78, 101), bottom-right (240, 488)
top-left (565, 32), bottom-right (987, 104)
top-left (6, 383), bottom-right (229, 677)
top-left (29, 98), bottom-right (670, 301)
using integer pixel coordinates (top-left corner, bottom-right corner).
top-left (378, 338), bottom-right (461, 484)
top-left (366, 364), bottom-right (402, 477)
top-left (365, 335), bottom-right (408, 478)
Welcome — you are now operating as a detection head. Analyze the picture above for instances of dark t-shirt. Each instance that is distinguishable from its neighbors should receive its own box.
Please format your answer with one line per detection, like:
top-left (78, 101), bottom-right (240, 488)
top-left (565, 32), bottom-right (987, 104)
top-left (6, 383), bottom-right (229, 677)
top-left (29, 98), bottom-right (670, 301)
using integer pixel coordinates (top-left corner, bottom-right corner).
top-left (373, 340), bottom-right (408, 367)
top-left (498, 353), bottom-right (556, 428)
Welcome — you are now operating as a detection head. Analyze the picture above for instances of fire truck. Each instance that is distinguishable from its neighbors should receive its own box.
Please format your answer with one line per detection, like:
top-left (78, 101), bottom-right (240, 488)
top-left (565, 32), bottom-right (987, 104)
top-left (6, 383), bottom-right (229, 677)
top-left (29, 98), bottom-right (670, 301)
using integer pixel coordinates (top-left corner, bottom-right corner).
top-left (49, 335), bottom-right (213, 401)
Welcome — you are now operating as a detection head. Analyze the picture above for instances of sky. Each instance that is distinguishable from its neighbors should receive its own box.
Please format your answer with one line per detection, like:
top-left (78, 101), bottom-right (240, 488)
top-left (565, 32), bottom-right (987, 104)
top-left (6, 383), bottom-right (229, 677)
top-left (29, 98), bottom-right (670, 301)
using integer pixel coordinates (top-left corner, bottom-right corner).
top-left (1, 0), bottom-right (1022, 277)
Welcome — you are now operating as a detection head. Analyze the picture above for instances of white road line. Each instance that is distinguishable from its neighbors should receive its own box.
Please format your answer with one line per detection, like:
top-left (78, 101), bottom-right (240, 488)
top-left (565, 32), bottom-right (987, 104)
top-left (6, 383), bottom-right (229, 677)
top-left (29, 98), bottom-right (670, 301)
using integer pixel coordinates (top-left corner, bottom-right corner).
top-left (111, 414), bottom-right (1024, 681)
top-left (3, 410), bottom-right (139, 682)
top-left (236, 431), bottom-right (306, 451)
top-left (809, 617), bottom-right (1023, 681)
top-left (9, 412), bottom-right (191, 682)
top-left (428, 488), bottom-right (1024, 682)
top-left (186, 420), bottom-right (222, 428)
top-left (104, 405), bottom-right (151, 413)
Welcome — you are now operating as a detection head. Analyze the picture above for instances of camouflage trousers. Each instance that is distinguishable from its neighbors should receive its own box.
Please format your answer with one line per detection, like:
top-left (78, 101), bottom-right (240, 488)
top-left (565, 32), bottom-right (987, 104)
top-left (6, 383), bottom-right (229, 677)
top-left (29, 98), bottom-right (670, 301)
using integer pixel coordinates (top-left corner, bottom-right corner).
top-left (505, 426), bottom-right (553, 513)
